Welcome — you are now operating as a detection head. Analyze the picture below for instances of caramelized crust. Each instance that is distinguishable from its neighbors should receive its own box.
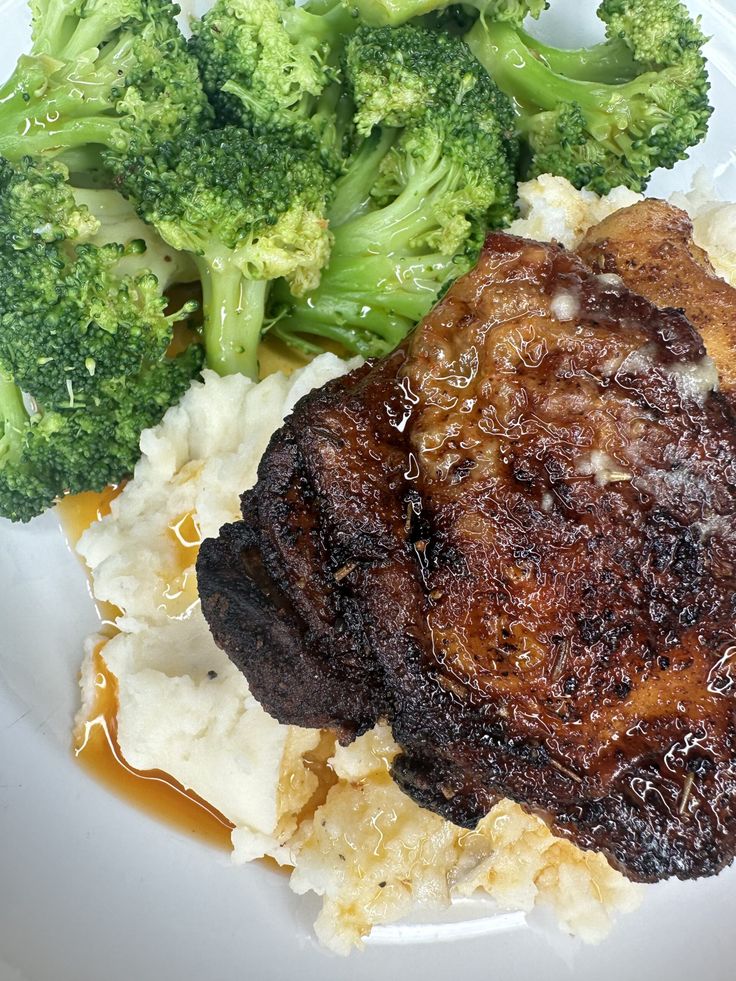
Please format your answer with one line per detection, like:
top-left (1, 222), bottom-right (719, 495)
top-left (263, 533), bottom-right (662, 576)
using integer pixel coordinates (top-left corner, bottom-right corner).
top-left (198, 233), bottom-right (736, 883)
top-left (577, 199), bottom-right (736, 403)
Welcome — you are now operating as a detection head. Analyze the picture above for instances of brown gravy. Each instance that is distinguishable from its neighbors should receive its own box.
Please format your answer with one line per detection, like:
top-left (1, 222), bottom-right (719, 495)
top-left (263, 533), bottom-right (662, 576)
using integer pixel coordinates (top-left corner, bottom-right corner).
top-left (75, 644), bottom-right (234, 850)
top-left (58, 489), bottom-right (235, 850)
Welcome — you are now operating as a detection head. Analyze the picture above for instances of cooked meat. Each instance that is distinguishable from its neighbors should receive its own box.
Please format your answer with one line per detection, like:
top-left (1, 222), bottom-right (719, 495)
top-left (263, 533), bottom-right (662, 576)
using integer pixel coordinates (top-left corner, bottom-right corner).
top-left (577, 199), bottom-right (736, 404)
top-left (198, 232), bottom-right (736, 883)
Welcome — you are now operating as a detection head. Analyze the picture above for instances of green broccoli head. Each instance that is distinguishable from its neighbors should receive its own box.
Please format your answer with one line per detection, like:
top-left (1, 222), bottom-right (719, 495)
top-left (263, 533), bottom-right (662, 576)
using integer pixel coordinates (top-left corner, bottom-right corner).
top-left (270, 24), bottom-right (519, 358)
top-left (123, 126), bottom-right (331, 286)
top-left (189, 0), bottom-right (356, 170)
top-left (598, 0), bottom-right (707, 69)
top-left (120, 126), bottom-right (333, 379)
top-left (190, 0), bottom-right (327, 126)
top-left (519, 102), bottom-right (634, 191)
top-left (346, 25), bottom-right (518, 228)
top-left (0, 0), bottom-right (212, 170)
top-left (0, 157), bottom-right (193, 408)
top-left (25, 345), bottom-right (204, 494)
top-left (345, 20), bottom-right (497, 133)
top-left (0, 345), bottom-right (204, 523)
top-left (0, 153), bottom-right (99, 246)
top-left (112, 7), bottom-right (213, 156)
top-left (0, 373), bottom-right (57, 522)
top-left (466, 0), bottom-right (712, 194)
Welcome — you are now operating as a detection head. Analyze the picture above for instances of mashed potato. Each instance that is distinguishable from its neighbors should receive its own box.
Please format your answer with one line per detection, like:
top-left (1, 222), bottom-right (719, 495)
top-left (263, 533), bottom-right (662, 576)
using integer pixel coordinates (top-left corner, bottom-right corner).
top-left (670, 169), bottom-right (736, 285)
top-left (290, 727), bottom-right (640, 954)
top-left (76, 175), bottom-right (734, 954)
top-left (509, 174), bottom-right (642, 248)
top-left (77, 356), bottom-right (354, 863)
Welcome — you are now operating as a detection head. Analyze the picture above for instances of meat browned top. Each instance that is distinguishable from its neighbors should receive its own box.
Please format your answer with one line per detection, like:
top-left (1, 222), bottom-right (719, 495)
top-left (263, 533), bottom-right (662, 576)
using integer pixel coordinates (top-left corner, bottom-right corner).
top-left (577, 199), bottom-right (736, 404)
top-left (198, 232), bottom-right (736, 883)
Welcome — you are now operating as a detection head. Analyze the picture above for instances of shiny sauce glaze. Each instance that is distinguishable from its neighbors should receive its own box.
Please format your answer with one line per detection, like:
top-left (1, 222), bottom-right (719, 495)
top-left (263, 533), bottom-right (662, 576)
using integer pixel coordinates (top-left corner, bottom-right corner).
top-left (197, 232), bottom-right (736, 881)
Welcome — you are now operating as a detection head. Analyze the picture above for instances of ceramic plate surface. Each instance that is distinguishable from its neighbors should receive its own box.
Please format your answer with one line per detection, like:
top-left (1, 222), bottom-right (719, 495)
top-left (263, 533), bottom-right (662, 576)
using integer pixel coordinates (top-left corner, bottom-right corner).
top-left (1, 2), bottom-right (735, 979)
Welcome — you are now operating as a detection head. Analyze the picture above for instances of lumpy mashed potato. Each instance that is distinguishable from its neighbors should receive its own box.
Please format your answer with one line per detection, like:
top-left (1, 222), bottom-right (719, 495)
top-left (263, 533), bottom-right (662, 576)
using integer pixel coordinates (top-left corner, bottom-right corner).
top-left (76, 176), bottom-right (735, 954)
top-left (77, 357), bottom-right (354, 860)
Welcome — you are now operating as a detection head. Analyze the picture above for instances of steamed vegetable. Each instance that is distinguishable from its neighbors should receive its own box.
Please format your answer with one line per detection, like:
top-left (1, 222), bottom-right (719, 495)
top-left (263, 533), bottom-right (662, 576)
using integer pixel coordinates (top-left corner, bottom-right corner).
top-left (269, 24), bottom-right (519, 358)
top-left (0, 0), bottom-right (715, 522)
top-left (120, 126), bottom-right (333, 379)
top-left (467, 0), bottom-right (712, 193)
top-left (0, 0), bottom-right (211, 173)
top-left (341, 0), bottom-right (712, 193)
top-left (0, 156), bottom-right (202, 521)
top-left (190, 0), bottom-right (356, 172)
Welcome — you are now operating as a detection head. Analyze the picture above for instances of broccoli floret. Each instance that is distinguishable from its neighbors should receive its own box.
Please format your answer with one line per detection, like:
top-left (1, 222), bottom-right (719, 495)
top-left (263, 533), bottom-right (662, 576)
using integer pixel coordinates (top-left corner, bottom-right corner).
top-left (0, 346), bottom-right (203, 523)
top-left (120, 126), bottom-right (333, 380)
top-left (0, 157), bottom-right (196, 407)
top-left (345, 18), bottom-right (487, 132)
top-left (341, 0), bottom-right (547, 28)
top-left (26, 345), bottom-right (204, 493)
top-left (0, 153), bottom-right (204, 523)
top-left (189, 0), bottom-right (356, 171)
top-left (598, 0), bottom-right (707, 69)
top-left (0, 373), bottom-right (56, 522)
top-left (269, 24), bottom-right (518, 358)
top-left (466, 0), bottom-right (711, 194)
top-left (347, 0), bottom-right (712, 193)
top-left (0, 0), bottom-right (211, 170)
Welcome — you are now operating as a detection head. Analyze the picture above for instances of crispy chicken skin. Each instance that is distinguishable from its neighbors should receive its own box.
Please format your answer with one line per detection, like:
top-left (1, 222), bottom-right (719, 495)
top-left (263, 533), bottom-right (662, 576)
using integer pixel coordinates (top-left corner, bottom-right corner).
top-left (198, 233), bottom-right (736, 883)
top-left (577, 199), bottom-right (736, 403)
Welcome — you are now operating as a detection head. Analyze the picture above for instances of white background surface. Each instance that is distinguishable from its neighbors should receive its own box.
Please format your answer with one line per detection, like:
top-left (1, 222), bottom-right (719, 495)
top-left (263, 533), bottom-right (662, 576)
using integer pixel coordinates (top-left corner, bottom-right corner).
top-left (1, 2), bottom-right (735, 979)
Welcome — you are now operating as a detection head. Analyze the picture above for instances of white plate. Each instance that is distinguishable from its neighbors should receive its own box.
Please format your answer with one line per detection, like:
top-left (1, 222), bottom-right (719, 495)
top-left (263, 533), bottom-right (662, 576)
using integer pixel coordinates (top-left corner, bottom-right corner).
top-left (1, 3), bottom-right (735, 980)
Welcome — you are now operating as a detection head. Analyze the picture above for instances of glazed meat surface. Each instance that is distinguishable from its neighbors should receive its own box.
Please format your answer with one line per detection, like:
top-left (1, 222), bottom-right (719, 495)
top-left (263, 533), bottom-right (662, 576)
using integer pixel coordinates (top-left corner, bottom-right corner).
top-left (198, 232), bottom-right (736, 883)
top-left (578, 199), bottom-right (736, 404)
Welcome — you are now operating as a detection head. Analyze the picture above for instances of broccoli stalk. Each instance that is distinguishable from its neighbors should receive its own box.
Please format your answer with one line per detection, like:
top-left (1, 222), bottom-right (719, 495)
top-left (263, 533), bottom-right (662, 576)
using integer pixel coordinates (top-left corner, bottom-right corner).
top-left (29, 0), bottom-right (147, 59)
top-left (270, 24), bottom-right (519, 358)
top-left (0, 0), bottom-right (211, 169)
top-left (119, 126), bottom-right (333, 380)
top-left (0, 376), bottom-right (29, 452)
top-left (512, 29), bottom-right (640, 84)
top-left (270, 130), bottom-right (485, 356)
top-left (196, 258), bottom-right (269, 381)
top-left (466, 10), bottom-right (711, 193)
top-left (335, 0), bottom-right (548, 27)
